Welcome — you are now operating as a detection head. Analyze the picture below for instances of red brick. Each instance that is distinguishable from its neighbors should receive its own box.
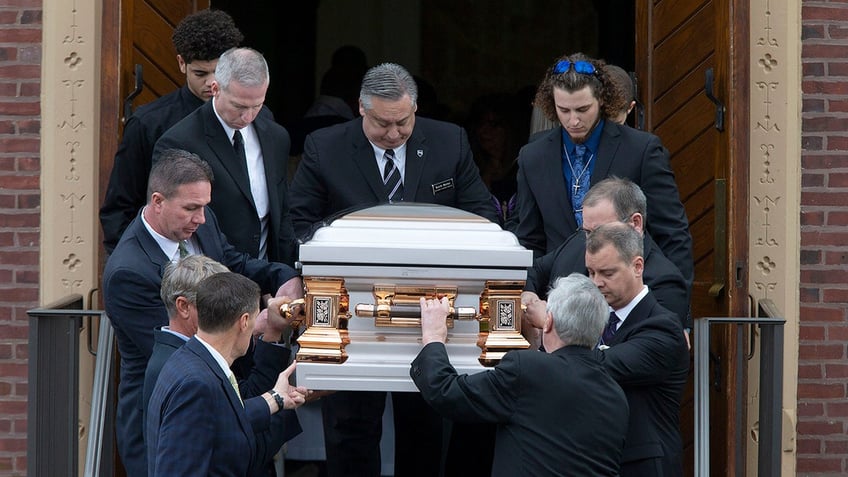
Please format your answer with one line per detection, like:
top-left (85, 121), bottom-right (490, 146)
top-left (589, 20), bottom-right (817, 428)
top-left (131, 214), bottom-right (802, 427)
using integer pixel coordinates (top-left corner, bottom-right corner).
top-left (0, 251), bottom-right (39, 265)
top-left (0, 326), bottom-right (28, 340)
top-left (799, 383), bottom-right (846, 399)
top-left (18, 82), bottom-right (38, 96)
top-left (803, 154), bottom-right (848, 169)
top-left (803, 115), bottom-right (848, 132)
top-left (825, 439), bottom-right (848, 454)
top-left (797, 418), bottom-right (846, 435)
top-left (17, 119), bottom-right (39, 134)
top-left (15, 232), bottom-right (38, 247)
top-left (826, 364), bottom-right (848, 379)
top-left (803, 172), bottom-right (825, 186)
top-left (13, 270), bottom-right (37, 284)
top-left (801, 210), bottom-right (825, 226)
top-left (797, 437), bottom-right (823, 453)
top-left (800, 364), bottom-right (824, 380)
top-left (824, 289), bottom-right (848, 303)
top-left (16, 343), bottom-right (26, 360)
top-left (802, 192), bottom-right (848, 207)
top-left (0, 214), bottom-right (38, 229)
top-left (0, 11), bottom-right (18, 23)
top-left (799, 344), bottom-right (845, 360)
top-left (801, 324), bottom-right (827, 340)
top-left (0, 175), bottom-right (37, 189)
top-left (0, 194), bottom-right (14, 208)
top-left (0, 436), bottom-right (26, 453)
top-left (803, 135), bottom-right (824, 150)
top-left (0, 287), bottom-right (37, 302)
top-left (0, 100), bottom-right (39, 116)
top-left (0, 137), bottom-right (38, 153)
top-left (17, 156), bottom-right (39, 171)
top-left (20, 10), bottom-right (41, 24)
top-left (805, 61), bottom-right (826, 77)
top-left (806, 98), bottom-right (826, 112)
top-left (804, 5), bottom-right (848, 21)
top-left (828, 98), bottom-right (848, 112)
top-left (797, 456), bottom-right (844, 473)
top-left (800, 305), bottom-right (846, 322)
top-left (828, 211), bottom-right (848, 225)
top-left (828, 325), bottom-right (848, 340)
top-left (827, 401), bottom-right (848, 417)
top-left (829, 172), bottom-right (848, 187)
top-left (801, 287), bottom-right (821, 303)
top-left (0, 400), bottom-right (26, 416)
top-left (801, 250), bottom-right (822, 265)
top-left (804, 43), bottom-right (848, 59)
top-left (0, 456), bottom-right (10, 472)
top-left (801, 268), bottom-right (848, 283)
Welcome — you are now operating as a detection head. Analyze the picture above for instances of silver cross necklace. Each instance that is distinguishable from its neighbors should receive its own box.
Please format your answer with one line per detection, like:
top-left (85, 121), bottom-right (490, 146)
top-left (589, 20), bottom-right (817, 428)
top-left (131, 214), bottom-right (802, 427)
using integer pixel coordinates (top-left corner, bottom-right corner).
top-left (563, 145), bottom-right (594, 196)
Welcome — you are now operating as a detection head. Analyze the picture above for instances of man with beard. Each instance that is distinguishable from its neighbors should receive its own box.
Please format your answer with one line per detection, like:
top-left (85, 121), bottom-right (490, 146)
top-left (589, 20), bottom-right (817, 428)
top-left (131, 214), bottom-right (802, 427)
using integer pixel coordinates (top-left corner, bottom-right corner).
top-left (514, 52), bottom-right (693, 290)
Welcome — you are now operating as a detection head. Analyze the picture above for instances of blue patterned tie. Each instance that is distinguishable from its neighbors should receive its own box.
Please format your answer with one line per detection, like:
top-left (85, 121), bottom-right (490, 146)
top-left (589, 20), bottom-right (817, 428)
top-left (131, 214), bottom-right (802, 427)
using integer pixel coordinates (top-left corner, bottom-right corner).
top-left (599, 311), bottom-right (620, 347)
top-left (571, 144), bottom-right (589, 226)
top-left (382, 149), bottom-right (403, 202)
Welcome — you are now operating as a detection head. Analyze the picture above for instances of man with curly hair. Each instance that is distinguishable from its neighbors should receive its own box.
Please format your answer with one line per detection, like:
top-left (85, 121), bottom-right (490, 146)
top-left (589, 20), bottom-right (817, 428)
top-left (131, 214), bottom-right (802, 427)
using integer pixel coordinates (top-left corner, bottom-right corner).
top-left (100, 9), bottom-right (243, 254)
top-left (514, 52), bottom-right (693, 289)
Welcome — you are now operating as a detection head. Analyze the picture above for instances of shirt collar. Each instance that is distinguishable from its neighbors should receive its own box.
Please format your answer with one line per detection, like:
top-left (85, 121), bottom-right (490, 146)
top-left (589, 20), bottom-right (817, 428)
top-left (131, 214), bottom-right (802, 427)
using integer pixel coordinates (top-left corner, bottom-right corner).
top-left (195, 334), bottom-right (234, 381)
top-left (140, 206), bottom-right (181, 261)
top-left (161, 325), bottom-right (191, 342)
top-left (369, 141), bottom-right (408, 162)
top-left (561, 118), bottom-right (605, 156)
top-left (611, 284), bottom-right (649, 325)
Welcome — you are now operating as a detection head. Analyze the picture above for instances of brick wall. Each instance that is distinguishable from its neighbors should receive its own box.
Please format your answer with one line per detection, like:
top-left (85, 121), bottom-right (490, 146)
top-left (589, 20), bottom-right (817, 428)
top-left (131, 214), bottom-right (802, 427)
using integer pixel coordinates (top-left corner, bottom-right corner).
top-left (799, 2), bottom-right (848, 475)
top-left (0, 1), bottom-right (41, 476)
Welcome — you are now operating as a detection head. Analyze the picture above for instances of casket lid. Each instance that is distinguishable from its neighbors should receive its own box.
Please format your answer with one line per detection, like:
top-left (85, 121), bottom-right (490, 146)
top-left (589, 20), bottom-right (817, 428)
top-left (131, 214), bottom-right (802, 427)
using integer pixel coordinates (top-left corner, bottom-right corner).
top-left (298, 203), bottom-right (532, 268)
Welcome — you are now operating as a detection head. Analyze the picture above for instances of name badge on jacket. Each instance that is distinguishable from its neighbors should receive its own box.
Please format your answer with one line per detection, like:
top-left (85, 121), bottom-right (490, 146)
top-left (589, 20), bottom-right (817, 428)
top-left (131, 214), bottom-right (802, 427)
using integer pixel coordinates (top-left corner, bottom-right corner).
top-left (431, 178), bottom-right (454, 195)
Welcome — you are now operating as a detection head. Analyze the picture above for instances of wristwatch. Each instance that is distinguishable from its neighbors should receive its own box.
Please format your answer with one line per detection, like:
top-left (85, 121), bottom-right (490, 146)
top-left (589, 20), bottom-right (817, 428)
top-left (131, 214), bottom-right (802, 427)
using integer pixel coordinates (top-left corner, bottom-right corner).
top-left (269, 389), bottom-right (285, 410)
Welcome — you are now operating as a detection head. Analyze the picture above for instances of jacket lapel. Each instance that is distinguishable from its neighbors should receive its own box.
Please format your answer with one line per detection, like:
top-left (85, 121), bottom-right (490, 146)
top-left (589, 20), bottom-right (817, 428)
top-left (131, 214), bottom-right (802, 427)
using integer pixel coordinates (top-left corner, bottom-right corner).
top-left (185, 338), bottom-right (256, 442)
top-left (540, 128), bottom-right (578, 233)
top-left (201, 102), bottom-right (256, 209)
top-left (253, 111), bottom-right (281, 234)
top-left (133, 214), bottom-right (171, 275)
top-left (350, 119), bottom-right (387, 200)
top-left (611, 291), bottom-right (658, 344)
top-left (403, 129), bottom-right (426, 201)
top-left (590, 121), bottom-right (621, 184)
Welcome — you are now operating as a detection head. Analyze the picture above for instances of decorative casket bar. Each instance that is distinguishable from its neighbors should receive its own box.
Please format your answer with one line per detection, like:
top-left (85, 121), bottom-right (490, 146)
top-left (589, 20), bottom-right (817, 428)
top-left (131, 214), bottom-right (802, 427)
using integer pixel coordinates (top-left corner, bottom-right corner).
top-left (294, 203), bottom-right (533, 392)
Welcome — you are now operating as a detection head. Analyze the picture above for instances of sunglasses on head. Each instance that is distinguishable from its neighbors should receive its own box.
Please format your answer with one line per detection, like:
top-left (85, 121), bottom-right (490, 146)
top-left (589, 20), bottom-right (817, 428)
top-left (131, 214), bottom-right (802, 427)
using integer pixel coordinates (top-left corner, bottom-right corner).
top-left (553, 60), bottom-right (597, 75)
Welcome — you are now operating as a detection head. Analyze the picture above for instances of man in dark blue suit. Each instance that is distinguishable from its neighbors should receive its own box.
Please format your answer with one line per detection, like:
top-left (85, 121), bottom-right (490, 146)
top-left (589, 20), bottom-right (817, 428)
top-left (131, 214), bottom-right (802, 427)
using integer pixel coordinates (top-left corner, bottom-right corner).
top-left (515, 52), bottom-right (693, 290)
top-left (586, 223), bottom-right (689, 476)
top-left (288, 63), bottom-right (499, 477)
top-left (522, 178), bottom-right (690, 339)
top-left (141, 255), bottom-right (302, 477)
top-left (103, 150), bottom-right (302, 477)
top-left (147, 272), bottom-right (307, 477)
top-left (412, 274), bottom-right (629, 477)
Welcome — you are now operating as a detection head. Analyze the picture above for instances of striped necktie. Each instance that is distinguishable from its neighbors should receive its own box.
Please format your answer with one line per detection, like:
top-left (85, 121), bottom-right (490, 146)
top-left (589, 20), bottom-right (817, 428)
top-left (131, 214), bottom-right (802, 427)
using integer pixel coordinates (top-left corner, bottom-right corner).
top-left (178, 241), bottom-right (189, 259)
top-left (382, 149), bottom-right (403, 202)
top-left (599, 311), bottom-right (621, 347)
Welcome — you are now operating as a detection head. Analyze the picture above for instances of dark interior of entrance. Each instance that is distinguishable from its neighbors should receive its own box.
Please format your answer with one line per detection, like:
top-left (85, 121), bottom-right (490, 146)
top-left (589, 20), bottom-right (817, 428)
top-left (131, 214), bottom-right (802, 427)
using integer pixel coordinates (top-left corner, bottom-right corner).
top-left (210, 0), bottom-right (634, 138)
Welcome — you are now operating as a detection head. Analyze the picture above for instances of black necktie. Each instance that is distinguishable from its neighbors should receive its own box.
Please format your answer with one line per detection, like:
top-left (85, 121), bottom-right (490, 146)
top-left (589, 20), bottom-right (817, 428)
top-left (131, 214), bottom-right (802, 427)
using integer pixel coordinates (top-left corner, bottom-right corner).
top-left (233, 130), bottom-right (247, 164)
top-left (382, 149), bottom-right (403, 202)
top-left (600, 311), bottom-right (620, 347)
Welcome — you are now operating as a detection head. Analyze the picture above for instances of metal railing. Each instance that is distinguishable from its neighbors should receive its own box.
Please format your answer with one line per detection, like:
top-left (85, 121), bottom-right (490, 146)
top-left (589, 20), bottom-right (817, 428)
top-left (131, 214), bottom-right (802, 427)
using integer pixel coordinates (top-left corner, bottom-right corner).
top-left (694, 298), bottom-right (785, 476)
top-left (27, 296), bottom-right (115, 477)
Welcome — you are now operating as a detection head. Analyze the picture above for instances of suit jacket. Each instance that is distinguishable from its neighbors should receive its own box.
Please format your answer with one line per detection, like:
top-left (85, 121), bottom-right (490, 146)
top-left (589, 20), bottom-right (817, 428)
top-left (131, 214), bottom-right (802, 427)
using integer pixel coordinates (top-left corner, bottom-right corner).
top-left (411, 343), bottom-right (629, 477)
top-left (515, 123), bottom-right (693, 287)
top-left (153, 100), bottom-right (297, 265)
top-left (288, 116), bottom-right (499, 239)
top-left (526, 231), bottom-right (691, 329)
top-left (147, 337), bottom-right (257, 477)
top-left (594, 292), bottom-right (689, 477)
top-left (100, 86), bottom-right (204, 254)
top-left (142, 329), bottom-right (301, 477)
top-left (103, 207), bottom-right (298, 477)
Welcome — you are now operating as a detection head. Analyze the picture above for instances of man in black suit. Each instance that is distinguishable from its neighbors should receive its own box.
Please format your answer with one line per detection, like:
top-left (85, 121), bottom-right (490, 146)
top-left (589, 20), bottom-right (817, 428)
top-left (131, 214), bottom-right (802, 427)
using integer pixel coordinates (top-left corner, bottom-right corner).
top-left (523, 177), bottom-right (690, 337)
top-left (515, 52), bottom-right (693, 289)
top-left (154, 47), bottom-right (297, 265)
top-left (100, 9), bottom-right (243, 254)
top-left (288, 63), bottom-right (498, 477)
top-left (103, 150), bottom-right (302, 477)
top-left (147, 273), bottom-right (307, 477)
top-left (586, 223), bottom-right (689, 476)
top-left (412, 273), bottom-right (629, 477)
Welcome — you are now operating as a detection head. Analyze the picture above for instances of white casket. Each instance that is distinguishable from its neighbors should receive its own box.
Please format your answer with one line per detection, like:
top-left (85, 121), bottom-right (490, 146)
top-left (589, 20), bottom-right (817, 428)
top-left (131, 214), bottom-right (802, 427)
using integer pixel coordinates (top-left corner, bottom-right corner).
top-left (293, 203), bottom-right (533, 392)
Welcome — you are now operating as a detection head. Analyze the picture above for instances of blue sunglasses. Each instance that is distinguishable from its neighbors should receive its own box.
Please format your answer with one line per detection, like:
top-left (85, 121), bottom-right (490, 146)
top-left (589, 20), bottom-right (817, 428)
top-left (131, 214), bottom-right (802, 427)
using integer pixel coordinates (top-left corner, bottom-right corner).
top-left (553, 60), bottom-right (597, 75)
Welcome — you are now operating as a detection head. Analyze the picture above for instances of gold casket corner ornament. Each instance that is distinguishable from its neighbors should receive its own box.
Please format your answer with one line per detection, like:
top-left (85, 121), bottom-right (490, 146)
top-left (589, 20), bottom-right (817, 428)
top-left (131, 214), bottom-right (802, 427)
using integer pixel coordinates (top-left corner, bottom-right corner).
top-left (285, 278), bottom-right (530, 366)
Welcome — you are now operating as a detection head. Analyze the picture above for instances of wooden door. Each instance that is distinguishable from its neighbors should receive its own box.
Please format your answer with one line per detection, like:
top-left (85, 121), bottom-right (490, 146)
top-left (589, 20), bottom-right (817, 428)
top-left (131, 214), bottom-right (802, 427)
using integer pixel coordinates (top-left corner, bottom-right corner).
top-left (99, 0), bottom-right (208, 223)
top-left (636, 0), bottom-right (749, 475)
top-left (97, 2), bottom-right (208, 475)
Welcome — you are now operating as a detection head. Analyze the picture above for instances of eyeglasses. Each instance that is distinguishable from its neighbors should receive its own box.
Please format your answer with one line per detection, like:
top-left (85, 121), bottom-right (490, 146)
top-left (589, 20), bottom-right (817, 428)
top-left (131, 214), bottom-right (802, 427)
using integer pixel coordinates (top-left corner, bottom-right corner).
top-left (553, 60), bottom-right (597, 76)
